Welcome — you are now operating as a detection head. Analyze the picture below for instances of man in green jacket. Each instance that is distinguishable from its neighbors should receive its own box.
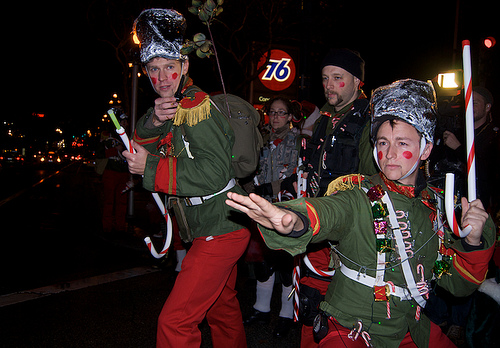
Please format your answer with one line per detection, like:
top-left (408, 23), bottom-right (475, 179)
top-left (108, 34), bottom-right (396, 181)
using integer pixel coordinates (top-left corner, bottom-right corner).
top-left (123, 9), bottom-right (250, 347)
top-left (226, 79), bottom-right (495, 347)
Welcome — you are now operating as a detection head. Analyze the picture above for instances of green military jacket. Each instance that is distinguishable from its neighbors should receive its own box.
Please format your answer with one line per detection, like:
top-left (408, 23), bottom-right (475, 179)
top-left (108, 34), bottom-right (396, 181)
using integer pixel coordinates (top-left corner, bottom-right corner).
top-left (134, 79), bottom-right (248, 238)
top-left (259, 173), bottom-right (495, 348)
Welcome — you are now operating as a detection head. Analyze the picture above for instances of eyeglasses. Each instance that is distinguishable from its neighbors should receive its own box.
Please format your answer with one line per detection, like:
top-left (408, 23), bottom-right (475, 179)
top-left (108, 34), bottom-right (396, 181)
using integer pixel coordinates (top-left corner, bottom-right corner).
top-left (268, 110), bottom-right (289, 117)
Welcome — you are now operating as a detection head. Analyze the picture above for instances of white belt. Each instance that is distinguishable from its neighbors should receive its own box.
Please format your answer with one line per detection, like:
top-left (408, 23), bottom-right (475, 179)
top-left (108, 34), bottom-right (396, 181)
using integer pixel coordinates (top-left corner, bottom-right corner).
top-left (184, 179), bottom-right (236, 206)
top-left (340, 264), bottom-right (412, 301)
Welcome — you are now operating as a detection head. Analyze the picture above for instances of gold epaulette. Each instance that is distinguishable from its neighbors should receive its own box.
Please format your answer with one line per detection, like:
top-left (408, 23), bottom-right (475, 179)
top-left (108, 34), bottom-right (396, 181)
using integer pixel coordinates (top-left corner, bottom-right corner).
top-left (173, 91), bottom-right (211, 127)
top-left (325, 174), bottom-right (364, 196)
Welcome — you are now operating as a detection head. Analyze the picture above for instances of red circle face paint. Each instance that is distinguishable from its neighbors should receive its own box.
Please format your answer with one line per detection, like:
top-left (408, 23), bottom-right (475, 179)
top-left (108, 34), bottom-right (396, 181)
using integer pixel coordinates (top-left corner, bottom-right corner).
top-left (402, 151), bottom-right (413, 159)
top-left (378, 151), bottom-right (383, 160)
top-left (339, 82), bottom-right (345, 88)
top-left (151, 77), bottom-right (157, 85)
top-left (172, 72), bottom-right (178, 80)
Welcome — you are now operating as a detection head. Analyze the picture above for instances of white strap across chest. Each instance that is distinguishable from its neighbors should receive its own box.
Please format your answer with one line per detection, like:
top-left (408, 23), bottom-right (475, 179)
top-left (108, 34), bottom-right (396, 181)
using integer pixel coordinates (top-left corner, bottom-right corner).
top-left (380, 192), bottom-right (427, 307)
top-left (344, 187), bottom-right (427, 306)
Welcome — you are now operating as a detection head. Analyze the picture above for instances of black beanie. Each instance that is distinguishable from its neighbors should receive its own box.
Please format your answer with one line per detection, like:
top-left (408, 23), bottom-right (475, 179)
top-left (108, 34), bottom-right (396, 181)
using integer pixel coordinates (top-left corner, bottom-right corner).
top-left (473, 86), bottom-right (494, 105)
top-left (320, 48), bottom-right (365, 81)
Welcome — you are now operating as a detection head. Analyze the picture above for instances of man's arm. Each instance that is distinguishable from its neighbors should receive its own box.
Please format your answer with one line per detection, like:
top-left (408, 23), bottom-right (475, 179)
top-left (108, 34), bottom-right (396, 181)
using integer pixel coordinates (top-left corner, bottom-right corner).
top-left (226, 192), bottom-right (304, 234)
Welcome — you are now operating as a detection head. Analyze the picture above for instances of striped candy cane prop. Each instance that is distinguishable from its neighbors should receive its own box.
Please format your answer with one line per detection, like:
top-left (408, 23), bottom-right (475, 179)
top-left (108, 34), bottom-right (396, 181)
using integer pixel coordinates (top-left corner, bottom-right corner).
top-left (107, 109), bottom-right (173, 258)
top-left (444, 40), bottom-right (476, 238)
top-left (291, 257), bottom-right (300, 322)
top-left (144, 194), bottom-right (172, 259)
top-left (296, 138), bottom-right (308, 198)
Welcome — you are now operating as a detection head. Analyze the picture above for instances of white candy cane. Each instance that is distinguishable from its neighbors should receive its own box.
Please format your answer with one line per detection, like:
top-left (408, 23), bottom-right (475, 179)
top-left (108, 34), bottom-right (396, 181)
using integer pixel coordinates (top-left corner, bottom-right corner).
top-left (108, 109), bottom-right (173, 258)
top-left (444, 40), bottom-right (476, 238)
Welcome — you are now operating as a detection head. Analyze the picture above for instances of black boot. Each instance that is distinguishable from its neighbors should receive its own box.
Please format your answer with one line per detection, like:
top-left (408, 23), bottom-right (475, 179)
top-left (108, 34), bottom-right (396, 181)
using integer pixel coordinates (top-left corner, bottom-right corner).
top-left (243, 309), bottom-right (271, 325)
top-left (273, 317), bottom-right (293, 338)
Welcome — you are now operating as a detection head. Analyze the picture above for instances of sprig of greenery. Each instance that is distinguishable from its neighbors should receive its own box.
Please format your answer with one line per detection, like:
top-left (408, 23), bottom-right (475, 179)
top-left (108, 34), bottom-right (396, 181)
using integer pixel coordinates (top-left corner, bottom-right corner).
top-left (188, 0), bottom-right (224, 24)
top-left (181, 33), bottom-right (213, 58)
top-left (182, 0), bottom-right (229, 99)
top-left (181, 0), bottom-right (224, 58)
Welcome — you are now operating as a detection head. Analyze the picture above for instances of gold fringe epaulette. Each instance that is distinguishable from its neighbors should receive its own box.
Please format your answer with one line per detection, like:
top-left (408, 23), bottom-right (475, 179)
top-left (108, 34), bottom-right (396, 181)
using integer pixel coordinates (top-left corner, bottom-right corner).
top-left (173, 91), bottom-right (211, 127)
top-left (325, 174), bottom-right (364, 196)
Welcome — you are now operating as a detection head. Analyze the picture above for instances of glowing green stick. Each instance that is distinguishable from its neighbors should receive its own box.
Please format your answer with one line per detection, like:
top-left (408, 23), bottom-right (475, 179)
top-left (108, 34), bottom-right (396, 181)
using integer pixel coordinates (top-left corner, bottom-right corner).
top-left (108, 108), bottom-right (122, 131)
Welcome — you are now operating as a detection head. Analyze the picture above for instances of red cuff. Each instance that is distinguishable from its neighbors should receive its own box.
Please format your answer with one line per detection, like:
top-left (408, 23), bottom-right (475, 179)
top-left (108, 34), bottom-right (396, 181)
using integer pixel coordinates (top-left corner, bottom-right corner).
top-left (305, 201), bottom-right (320, 236)
top-left (154, 156), bottom-right (177, 195)
top-left (452, 244), bottom-right (495, 285)
top-left (133, 130), bottom-right (160, 146)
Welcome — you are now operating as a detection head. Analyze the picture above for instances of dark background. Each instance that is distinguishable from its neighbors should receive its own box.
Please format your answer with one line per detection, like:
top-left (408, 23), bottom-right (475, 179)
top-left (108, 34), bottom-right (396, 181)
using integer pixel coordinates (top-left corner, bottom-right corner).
top-left (5, 0), bottom-right (499, 140)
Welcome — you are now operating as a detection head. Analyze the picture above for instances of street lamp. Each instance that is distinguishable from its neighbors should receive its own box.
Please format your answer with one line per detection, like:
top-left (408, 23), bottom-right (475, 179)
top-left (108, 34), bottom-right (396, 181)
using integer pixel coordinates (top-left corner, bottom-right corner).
top-left (431, 70), bottom-right (462, 97)
top-left (437, 72), bottom-right (458, 89)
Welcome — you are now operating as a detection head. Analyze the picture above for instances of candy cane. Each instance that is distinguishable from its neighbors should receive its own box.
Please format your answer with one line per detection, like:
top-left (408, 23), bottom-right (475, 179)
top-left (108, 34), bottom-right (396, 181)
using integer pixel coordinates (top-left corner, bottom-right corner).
top-left (108, 109), bottom-right (173, 258)
top-left (415, 305), bottom-right (422, 322)
top-left (297, 138), bottom-right (308, 198)
top-left (144, 194), bottom-right (173, 259)
top-left (348, 320), bottom-right (363, 341)
top-left (385, 281), bottom-right (396, 319)
top-left (292, 257), bottom-right (300, 322)
top-left (303, 254), bottom-right (335, 277)
top-left (414, 264), bottom-right (429, 322)
top-left (361, 331), bottom-right (372, 347)
top-left (462, 41), bottom-right (477, 202)
top-left (444, 40), bottom-right (476, 238)
top-left (415, 264), bottom-right (429, 297)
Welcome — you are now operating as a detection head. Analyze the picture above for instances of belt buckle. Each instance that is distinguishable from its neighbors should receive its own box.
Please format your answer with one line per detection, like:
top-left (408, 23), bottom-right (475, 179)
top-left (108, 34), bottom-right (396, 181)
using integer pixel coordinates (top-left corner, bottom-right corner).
top-left (374, 285), bottom-right (390, 302)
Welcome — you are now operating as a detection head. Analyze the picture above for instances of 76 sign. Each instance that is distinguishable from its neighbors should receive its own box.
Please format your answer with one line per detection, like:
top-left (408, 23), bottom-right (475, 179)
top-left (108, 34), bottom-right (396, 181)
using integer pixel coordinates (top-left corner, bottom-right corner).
top-left (257, 49), bottom-right (296, 91)
top-left (262, 58), bottom-right (292, 82)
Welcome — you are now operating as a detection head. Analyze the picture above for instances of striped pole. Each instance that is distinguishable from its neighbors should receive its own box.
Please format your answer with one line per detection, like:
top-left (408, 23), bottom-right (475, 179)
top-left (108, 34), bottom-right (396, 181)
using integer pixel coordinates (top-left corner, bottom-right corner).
top-left (292, 257), bottom-right (300, 322)
top-left (462, 40), bottom-right (477, 201)
top-left (444, 40), bottom-right (476, 238)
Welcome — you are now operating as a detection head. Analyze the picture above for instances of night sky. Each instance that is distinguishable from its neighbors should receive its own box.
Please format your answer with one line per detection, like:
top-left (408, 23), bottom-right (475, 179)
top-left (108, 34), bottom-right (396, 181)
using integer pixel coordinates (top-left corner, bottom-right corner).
top-left (7, 0), bottom-right (499, 138)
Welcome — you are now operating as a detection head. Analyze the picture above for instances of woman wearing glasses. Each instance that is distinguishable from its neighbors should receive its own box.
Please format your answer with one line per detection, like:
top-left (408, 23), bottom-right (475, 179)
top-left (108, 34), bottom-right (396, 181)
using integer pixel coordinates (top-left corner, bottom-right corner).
top-left (254, 96), bottom-right (301, 200)
top-left (244, 96), bottom-right (301, 338)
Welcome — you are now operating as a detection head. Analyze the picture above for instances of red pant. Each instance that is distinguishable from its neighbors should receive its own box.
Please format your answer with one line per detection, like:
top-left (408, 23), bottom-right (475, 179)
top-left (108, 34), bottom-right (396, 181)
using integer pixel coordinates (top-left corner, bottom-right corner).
top-left (318, 317), bottom-right (456, 347)
top-left (301, 324), bottom-right (319, 348)
top-left (157, 228), bottom-right (250, 348)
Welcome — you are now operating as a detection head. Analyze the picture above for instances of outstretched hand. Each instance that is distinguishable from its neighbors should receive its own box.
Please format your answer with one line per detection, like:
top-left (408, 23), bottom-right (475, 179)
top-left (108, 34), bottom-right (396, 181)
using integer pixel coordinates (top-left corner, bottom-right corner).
top-left (226, 192), bottom-right (303, 234)
top-left (461, 197), bottom-right (488, 246)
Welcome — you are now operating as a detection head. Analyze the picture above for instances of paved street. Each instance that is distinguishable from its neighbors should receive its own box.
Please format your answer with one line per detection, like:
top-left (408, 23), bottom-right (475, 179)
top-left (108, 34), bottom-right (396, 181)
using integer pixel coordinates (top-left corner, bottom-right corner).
top-left (0, 162), bottom-right (300, 347)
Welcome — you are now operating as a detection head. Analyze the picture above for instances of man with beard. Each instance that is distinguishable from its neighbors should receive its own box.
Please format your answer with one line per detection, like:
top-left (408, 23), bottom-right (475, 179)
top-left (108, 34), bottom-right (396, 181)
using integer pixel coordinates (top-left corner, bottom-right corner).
top-left (303, 48), bottom-right (376, 197)
top-left (296, 49), bottom-right (377, 347)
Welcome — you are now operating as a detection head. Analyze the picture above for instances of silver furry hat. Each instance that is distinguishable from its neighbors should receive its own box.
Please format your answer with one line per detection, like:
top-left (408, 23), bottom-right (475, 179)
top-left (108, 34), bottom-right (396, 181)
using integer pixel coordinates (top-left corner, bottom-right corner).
top-left (133, 9), bottom-right (187, 64)
top-left (370, 79), bottom-right (437, 143)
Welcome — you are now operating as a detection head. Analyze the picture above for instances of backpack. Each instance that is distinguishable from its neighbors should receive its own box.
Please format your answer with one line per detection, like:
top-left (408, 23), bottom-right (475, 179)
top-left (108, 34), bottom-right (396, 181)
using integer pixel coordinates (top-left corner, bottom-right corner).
top-left (210, 93), bottom-right (263, 178)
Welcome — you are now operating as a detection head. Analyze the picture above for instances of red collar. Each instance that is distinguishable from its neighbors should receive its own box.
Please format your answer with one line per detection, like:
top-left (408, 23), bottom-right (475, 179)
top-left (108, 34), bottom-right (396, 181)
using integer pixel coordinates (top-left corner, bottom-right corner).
top-left (380, 173), bottom-right (415, 198)
top-left (380, 173), bottom-right (437, 212)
